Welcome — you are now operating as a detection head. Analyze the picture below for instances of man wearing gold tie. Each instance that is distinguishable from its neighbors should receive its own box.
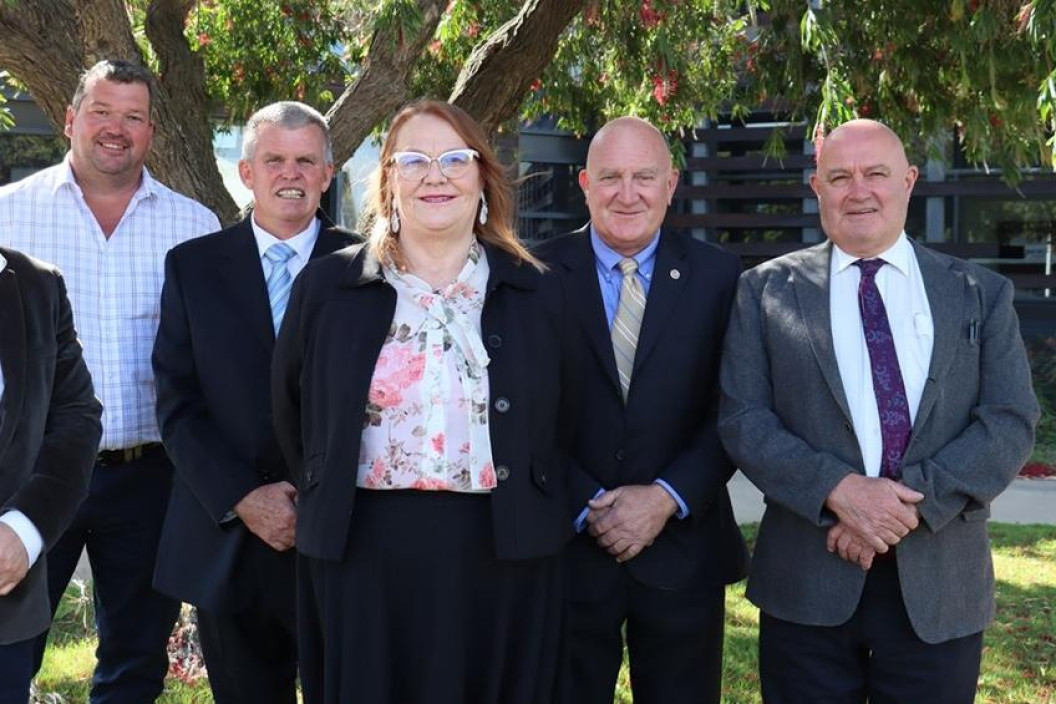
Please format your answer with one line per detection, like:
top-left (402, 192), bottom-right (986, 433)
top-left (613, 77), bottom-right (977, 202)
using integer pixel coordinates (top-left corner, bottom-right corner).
top-left (536, 116), bottom-right (748, 704)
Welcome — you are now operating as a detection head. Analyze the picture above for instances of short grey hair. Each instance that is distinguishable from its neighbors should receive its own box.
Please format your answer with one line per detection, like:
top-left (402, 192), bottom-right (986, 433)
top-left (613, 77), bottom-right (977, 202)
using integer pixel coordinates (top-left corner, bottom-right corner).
top-left (72, 60), bottom-right (156, 116)
top-left (242, 101), bottom-right (333, 164)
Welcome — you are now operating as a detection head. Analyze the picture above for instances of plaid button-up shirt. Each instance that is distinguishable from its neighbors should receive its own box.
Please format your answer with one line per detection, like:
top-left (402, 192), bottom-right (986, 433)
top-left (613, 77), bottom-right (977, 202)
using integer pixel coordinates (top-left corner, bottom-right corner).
top-left (0, 155), bottom-right (220, 450)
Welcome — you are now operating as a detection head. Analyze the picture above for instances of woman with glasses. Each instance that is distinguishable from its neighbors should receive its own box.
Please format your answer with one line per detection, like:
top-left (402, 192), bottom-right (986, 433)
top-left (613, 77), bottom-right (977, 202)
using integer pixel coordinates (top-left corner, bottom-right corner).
top-left (273, 100), bottom-right (569, 704)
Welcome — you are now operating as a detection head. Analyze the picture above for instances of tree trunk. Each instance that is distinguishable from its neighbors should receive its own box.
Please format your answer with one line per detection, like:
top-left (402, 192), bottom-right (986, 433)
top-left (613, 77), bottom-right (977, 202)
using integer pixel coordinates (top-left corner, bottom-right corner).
top-left (450, 0), bottom-right (585, 134)
top-left (325, 0), bottom-right (447, 168)
top-left (0, 0), bottom-right (239, 224)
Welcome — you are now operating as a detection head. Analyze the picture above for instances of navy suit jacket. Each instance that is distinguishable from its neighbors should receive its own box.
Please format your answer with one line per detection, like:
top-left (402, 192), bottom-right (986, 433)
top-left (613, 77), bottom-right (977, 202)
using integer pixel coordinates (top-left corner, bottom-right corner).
top-left (152, 218), bottom-right (357, 610)
top-left (537, 227), bottom-right (748, 596)
top-left (0, 247), bottom-right (101, 643)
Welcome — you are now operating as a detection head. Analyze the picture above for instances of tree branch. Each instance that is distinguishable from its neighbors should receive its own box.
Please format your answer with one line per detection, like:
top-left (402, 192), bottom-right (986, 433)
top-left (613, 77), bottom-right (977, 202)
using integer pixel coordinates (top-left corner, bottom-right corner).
top-left (326, 0), bottom-right (447, 167)
top-left (0, 1), bottom-right (83, 126)
top-left (450, 0), bottom-right (585, 134)
top-left (73, 0), bottom-right (142, 66)
top-left (144, 0), bottom-right (238, 223)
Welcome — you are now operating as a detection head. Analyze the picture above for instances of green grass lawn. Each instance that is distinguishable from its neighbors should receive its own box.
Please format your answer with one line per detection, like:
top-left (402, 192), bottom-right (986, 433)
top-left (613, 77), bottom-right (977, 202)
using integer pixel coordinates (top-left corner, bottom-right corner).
top-left (34, 524), bottom-right (1055, 703)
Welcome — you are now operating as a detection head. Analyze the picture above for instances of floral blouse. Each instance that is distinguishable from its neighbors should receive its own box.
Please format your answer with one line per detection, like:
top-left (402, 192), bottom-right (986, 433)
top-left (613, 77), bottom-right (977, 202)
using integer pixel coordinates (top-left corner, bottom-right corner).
top-left (357, 243), bottom-right (497, 492)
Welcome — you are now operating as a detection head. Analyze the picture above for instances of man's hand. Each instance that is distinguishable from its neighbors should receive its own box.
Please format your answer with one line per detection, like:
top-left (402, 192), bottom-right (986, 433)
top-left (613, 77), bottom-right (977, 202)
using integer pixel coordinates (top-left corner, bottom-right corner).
top-left (586, 484), bottom-right (678, 563)
top-left (0, 523), bottom-right (30, 596)
top-left (234, 481), bottom-right (298, 552)
top-left (825, 474), bottom-right (923, 552)
top-left (826, 522), bottom-right (878, 571)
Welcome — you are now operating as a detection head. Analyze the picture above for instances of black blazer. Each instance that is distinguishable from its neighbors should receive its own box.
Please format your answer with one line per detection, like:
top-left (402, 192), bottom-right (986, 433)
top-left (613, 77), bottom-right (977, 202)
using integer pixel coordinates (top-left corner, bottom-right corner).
top-left (536, 227), bottom-right (748, 593)
top-left (272, 242), bottom-right (570, 562)
top-left (0, 247), bottom-right (101, 642)
top-left (152, 219), bottom-right (357, 611)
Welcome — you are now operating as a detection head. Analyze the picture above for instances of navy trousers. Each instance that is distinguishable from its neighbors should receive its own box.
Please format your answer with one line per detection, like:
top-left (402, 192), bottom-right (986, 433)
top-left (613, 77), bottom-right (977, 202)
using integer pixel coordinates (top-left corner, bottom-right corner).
top-left (759, 558), bottom-right (984, 704)
top-left (32, 447), bottom-right (181, 704)
top-left (0, 638), bottom-right (34, 704)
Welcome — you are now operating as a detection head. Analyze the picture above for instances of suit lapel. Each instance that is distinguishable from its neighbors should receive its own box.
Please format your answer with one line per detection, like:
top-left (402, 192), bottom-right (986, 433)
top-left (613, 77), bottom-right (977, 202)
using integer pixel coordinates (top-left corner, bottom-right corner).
top-left (0, 267), bottom-right (27, 455)
top-left (564, 232), bottom-right (621, 396)
top-left (218, 220), bottom-right (275, 350)
top-left (792, 242), bottom-right (854, 425)
top-left (634, 230), bottom-right (687, 373)
top-left (910, 242), bottom-right (963, 436)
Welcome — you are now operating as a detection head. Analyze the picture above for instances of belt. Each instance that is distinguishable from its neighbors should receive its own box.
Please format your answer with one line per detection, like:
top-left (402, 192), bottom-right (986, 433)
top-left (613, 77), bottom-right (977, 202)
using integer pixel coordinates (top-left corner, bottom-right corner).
top-left (97, 443), bottom-right (162, 466)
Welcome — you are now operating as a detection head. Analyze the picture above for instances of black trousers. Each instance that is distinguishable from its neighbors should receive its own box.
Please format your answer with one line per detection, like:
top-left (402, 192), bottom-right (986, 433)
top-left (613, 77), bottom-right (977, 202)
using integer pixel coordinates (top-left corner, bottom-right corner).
top-left (32, 447), bottom-right (181, 704)
top-left (0, 637), bottom-right (34, 704)
top-left (197, 603), bottom-right (297, 704)
top-left (759, 558), bottom-right (983, 704)
top-left (567, 563), bottom-right (726, 704)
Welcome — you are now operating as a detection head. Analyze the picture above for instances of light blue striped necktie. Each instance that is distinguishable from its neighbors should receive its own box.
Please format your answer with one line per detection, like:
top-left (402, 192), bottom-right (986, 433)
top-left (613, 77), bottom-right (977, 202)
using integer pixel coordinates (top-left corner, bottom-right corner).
top-left (264, 242), bottom-right (296, 335)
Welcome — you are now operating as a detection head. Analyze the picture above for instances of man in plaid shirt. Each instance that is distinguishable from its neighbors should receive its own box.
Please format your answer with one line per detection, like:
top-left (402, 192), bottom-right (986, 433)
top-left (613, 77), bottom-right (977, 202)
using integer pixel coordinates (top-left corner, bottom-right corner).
top-left (0, 59), bottom-right (219, 703)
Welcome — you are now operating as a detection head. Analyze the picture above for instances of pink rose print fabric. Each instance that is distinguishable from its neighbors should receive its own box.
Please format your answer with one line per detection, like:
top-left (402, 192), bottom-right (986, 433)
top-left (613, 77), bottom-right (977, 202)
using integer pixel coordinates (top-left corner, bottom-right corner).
top-left (357, 242), bottom-right (497, 492)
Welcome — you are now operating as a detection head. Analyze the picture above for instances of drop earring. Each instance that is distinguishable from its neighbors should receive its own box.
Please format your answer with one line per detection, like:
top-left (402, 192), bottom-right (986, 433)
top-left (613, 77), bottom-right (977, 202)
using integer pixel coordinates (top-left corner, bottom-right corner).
top-left (478, 193), bottom-right (488, 225)
top-left (390, 199), bottom-right (400, 234)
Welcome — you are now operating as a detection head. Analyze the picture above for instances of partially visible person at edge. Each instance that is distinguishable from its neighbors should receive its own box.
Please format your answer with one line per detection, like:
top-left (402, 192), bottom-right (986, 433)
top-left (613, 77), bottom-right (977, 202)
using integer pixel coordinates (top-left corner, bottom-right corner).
top-left (535, 116), bottom-right (748, 704)
top-left (719, 119), bottom-right (1039, 704)
top-left (0, 59), bottom-right (220, 703)
top-left (0, 246), bottom-right (103, 704)
top-left (152, 101), bottom-right (357, 704)
top-left (272, 99), bottom-right (570, 704)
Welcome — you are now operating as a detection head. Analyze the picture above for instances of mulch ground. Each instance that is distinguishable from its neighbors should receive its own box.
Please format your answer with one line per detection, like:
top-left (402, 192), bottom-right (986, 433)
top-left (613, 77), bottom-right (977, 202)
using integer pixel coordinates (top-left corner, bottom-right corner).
top-left (1020, 462), bottom-right (1056, 479)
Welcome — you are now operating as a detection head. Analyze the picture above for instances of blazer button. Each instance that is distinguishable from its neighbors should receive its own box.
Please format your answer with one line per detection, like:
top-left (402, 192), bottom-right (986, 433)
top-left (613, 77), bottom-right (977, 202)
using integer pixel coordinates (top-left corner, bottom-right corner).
top-left (494, 397), bottom-right (511, 413)
top-left (487, 334), bottom-right (503, 349)
top-left (496, 465), bottom-right (510, 481)
top-left (614, 449), bottom-right (625, 461)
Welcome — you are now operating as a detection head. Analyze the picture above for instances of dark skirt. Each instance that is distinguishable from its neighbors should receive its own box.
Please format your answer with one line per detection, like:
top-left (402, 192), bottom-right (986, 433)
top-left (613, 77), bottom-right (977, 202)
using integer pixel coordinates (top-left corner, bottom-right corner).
top-left (297, 489), bottom-right (567, 704)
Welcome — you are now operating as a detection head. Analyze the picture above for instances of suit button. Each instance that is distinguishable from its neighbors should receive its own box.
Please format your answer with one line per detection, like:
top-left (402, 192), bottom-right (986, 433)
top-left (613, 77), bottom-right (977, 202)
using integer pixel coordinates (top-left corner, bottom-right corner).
top-left (615, 449), bottom-right (625, 461)
top-left (487, 334), bottom-right (503, 349)
top-left (262, 472), bottom-right (274, 481)
top-left (494, 397), bottom-right (511, 413)
top-left (538, 471), bottom-right (548, 485)
top-left (496, 465), bottom-right (510, 481)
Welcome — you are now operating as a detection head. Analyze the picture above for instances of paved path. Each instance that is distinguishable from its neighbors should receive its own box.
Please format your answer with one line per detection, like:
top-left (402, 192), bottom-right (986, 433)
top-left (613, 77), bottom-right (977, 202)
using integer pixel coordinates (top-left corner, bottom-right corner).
top-left (729, 471), bottom-right (1055, 525)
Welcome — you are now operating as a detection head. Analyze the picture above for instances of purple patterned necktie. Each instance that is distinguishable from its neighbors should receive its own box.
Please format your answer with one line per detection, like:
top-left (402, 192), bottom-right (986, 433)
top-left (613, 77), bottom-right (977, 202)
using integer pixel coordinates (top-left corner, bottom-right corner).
top-left (854, 259), bottom-right (911, 479)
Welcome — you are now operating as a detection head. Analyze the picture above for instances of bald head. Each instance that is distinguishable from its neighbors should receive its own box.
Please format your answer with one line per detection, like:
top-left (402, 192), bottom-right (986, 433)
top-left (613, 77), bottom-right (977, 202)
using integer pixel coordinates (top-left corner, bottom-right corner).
top-left (809, 119), bottom-right (918, 258)
top-left (586, 116), bottom-right (672, 172)
top-left (578, 116), bottom-right (679, 256)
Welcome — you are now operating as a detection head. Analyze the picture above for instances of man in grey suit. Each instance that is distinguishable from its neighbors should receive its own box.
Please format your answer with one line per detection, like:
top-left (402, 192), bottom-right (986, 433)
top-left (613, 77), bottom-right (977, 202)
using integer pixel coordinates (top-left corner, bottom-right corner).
top-left (719, 119), bottom-right (1038, 703)
top-left (0, 247), bottom-right (102, 703)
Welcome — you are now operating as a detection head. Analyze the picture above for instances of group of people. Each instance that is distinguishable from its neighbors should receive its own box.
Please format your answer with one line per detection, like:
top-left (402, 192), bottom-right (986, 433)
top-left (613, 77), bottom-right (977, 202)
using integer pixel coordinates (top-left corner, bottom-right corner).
top-left (0, 57), bottom-right (1039, 704)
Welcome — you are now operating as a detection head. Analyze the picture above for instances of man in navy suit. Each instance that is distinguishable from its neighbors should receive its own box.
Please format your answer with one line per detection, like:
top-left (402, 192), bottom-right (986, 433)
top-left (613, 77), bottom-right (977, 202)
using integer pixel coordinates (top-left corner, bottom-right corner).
top-left (0, 247), bottom-right (101, 704)
top-left (152, 101), bottom-right (356, 704)
top-left (538, 117), bottom-right (748, 704)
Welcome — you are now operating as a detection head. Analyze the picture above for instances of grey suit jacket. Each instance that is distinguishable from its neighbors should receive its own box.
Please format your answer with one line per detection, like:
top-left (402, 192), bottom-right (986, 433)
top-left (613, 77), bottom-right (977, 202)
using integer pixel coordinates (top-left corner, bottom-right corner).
top-left (0, 247), bottom-right (101, 644)
top-left (718, 239), bottom-right (1038, 644)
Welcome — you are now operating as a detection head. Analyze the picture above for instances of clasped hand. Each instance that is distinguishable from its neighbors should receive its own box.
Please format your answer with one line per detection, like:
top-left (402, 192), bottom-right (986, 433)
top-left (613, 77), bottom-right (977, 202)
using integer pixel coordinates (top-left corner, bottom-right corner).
top-left (0, 523), bottom-right (30, 596)
top-left (824, 474), bottom-right (923, 570)
top-left (234, 481), bottom-right (298, 552)
top-left (586, 484), bottom-right (678, 564)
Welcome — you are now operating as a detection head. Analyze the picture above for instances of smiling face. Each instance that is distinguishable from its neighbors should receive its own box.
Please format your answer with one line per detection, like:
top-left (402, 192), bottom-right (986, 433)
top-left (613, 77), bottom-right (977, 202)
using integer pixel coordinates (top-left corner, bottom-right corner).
top-left (238, 123), bottom-right (334, 238)
top-left (810, 120), bottom-right (918, 258)
top-left (579, 118), bottom-right (679, 257)
top-left (389, 113), bottom-right (482, 241)
top-left (64, 77), bottom-right (154, 186)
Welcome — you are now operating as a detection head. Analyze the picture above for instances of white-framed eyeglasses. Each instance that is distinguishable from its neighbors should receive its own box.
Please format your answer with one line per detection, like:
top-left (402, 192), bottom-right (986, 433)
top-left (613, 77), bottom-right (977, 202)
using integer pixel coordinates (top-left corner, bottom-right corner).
top-left (390, 148), bottom-right (480, 180)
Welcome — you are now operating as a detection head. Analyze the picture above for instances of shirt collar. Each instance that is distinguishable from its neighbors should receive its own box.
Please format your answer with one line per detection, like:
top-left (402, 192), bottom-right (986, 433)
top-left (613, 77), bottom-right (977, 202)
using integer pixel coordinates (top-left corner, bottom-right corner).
top-left (589, 225), bottom-right (661, 280)
top-left (251, 213), bottom-right (320, 261)
top-left (54, 152), bottom-right (157, 201)
top-left (832, 232), bottom-right (912, 277)
top-left (0, 252), bottom-right (6, 274)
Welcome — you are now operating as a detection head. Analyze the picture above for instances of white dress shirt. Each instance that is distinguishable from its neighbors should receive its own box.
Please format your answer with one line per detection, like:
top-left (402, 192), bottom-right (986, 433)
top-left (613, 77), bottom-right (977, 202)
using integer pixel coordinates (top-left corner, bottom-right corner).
top-left (250, 213), bottom-right (320, 280)
top-left (0, 155), bottom-right (220, 450)
top-left (830, 233), bottom-right (934, 477)
top-left (0, 251), bottom-right (43, 566)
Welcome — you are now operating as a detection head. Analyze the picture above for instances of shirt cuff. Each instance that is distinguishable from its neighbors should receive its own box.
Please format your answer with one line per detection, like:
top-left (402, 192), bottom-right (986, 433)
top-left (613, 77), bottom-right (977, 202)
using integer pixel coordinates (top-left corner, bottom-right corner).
top-left (0, 510), bottom-right (44, 567)
top-left (654, 479), bottom-right (689, 519)
top-left (573, 487), bottom-right (607, 533)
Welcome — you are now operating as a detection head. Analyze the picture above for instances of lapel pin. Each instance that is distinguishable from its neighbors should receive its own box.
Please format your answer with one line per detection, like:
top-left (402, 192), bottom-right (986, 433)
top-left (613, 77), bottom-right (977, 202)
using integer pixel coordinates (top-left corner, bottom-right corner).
top-left (670, 269), bottom-right (681, 280)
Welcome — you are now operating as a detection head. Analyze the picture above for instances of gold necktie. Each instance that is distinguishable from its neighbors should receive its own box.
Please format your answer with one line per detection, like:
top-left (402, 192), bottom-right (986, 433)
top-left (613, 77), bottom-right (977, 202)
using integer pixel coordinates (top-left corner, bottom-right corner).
top-left (612, 258), bottom-right (646, 402)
